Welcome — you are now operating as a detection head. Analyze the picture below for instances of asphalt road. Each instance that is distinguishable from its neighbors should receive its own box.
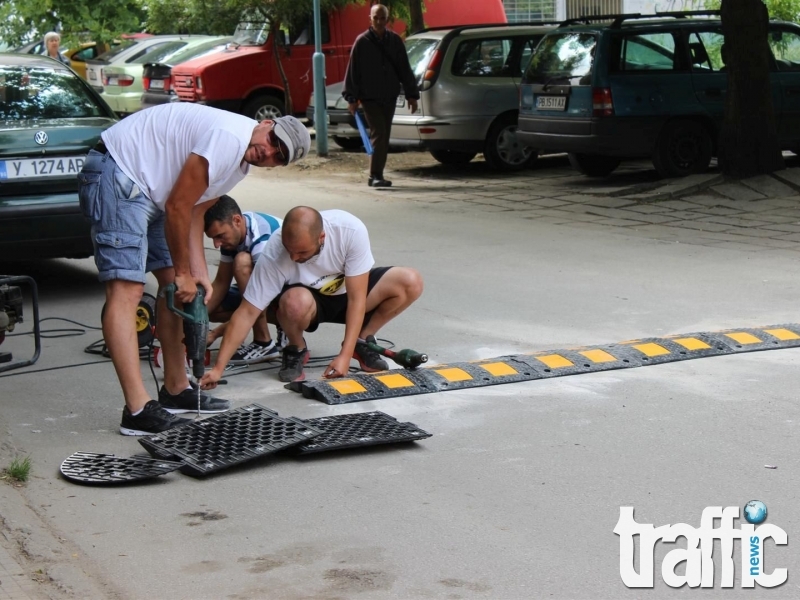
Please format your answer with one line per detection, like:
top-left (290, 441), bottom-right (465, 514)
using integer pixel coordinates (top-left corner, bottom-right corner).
top-left (2, 155), bottom-right (800, 599)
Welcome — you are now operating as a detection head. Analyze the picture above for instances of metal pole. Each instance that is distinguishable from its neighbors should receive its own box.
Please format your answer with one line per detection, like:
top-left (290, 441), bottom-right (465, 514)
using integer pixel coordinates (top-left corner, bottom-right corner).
top-left (312, 0), bottom-right (329, 156)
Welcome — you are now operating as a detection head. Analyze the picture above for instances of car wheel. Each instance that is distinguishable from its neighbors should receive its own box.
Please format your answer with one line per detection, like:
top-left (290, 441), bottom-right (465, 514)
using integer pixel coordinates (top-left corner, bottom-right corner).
top-left (652, 119), bottom-right (713, 178)
top-left (567, 153), bottom-right (621, 177)
top-left (243, 95), bottom-right (284, 121)
top-left (430, 149), bottom-right (477, 165)
top-left (483, 114), bottom-right (537, 171)
top-left (332, 136), bottom-right (364, 150)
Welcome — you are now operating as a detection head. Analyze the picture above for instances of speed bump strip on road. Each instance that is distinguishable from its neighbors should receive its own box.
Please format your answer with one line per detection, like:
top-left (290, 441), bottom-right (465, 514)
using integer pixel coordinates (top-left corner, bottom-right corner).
top-left (290, 323), bottom-right (800, 404)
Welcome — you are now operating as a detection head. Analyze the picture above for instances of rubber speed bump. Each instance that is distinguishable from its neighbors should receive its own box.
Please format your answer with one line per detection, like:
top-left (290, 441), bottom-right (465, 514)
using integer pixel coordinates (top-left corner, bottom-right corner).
top-left (288, 323), bottom-right (800, 404)
top-left (60, 452), bottom-right (184, 485)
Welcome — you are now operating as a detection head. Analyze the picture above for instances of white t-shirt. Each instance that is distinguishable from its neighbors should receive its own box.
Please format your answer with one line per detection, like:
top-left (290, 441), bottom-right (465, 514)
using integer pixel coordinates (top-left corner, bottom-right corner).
top-left (102, 103), bottom-right (256, 211)
top-left (219, 212), bottom-right (282, 264)
top-left (244, 210), bottom-right (374, 310)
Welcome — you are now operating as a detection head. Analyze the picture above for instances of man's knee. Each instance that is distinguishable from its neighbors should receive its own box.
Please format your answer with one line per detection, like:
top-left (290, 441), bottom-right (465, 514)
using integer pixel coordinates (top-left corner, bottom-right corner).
top-left (278, 288), bottom-right (316, 322)
top-left (387, 267), bottom-right (424, 301)
top-left (232, 251), bottom-right (254, 274)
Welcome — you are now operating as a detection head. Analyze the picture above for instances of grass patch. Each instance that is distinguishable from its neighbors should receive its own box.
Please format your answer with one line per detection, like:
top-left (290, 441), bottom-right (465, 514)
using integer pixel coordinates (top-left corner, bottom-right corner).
top-left (4, 456), bottom-right (31, 483)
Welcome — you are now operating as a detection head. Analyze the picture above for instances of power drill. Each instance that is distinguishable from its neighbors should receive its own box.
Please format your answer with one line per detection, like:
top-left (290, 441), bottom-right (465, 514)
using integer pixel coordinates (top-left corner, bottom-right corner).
top-left (359, 338), bottom-right (428, 370)
top-left (163, 283), bottom-right (208, 380)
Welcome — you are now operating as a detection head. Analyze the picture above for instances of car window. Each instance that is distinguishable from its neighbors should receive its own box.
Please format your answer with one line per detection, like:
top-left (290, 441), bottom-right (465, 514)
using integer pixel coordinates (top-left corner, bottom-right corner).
top-left (523, 32), bottom-right (597, 85)
top-left (612, 32), bottom-right (678, 72)
top-left (688, 31), bottom-right (725, 72)
top-left (519, 36), bottom-right (542, 75)
top-left (162, 38), bottom-right (232, 64)
top-left (282, 13), bottom-right (330, 45)
top-left (126, 41), bottom-right (177, 63)
top-left (452, 38), bottom-right (515, 77)
top-left (134, 41), bottom-right (187, 65)
top-left (96, 41), bottom-right (136, 61)
top-left (770, 28), bottom-right (800, 71)
top-left (71, 46), bottom-right (97, 62)
top-left (405, 37), bottom-right (439, 82)
top-left (0, 66), bottom-right (105, 119)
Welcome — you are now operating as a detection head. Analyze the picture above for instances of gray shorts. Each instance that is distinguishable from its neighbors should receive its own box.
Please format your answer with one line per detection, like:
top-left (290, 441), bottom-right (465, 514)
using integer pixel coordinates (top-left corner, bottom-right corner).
top-left (77, 149), bottom-right (171, 283)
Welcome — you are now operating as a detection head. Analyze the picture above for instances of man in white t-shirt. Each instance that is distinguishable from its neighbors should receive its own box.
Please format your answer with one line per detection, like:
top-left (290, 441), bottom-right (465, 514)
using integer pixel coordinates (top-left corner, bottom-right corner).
top-left (199, 207), bottom-right (423, 385)
top-left (77, 103), bottom-right (310, 436)
top-left (203, 195), bottom-right (283, 364)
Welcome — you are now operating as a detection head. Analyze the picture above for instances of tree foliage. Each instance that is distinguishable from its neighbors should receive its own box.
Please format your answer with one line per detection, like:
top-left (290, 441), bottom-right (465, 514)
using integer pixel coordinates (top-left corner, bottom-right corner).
top-left (702, 0), bottom-right (800, 21)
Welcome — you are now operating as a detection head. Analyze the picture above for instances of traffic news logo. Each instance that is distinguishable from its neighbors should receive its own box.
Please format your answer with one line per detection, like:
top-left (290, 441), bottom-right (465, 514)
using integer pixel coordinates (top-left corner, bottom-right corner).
top-left (614, 502), bottom-right (787, 588)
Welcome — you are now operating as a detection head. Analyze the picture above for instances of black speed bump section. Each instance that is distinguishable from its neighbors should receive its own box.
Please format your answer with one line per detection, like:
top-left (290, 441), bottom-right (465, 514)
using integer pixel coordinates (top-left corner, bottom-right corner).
top-left (60, 452), bottom-right (184, 485)
top-left (138, 404), bottom-right (323, 477)
top-left (288, 323), bottom-right (800, 404)
top-left (293, 411), bottom-right (431, 454)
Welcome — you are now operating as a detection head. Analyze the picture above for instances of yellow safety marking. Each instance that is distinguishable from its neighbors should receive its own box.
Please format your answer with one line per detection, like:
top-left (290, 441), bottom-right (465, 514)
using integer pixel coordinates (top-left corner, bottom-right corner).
top-left (632, 343), bottom-right (670, 357)
top-left (672, 337), bottom-right (711, 351)
top-left (435, 368), bottom-right (473, 382)
top-left (479, 362), bottom-right (518, 376)
top-left (579, 349), bottom-right (617, 363)
top-left (725, 332), bottom-right (762, 345)
top-left (376, 373), bottom-right (415, 388)
top-left (536, 354), bottom-right (574, 368)
top-left (765, 328), bottom-right (800, 341)
top-left (328, 380), bottom-right (367, 394)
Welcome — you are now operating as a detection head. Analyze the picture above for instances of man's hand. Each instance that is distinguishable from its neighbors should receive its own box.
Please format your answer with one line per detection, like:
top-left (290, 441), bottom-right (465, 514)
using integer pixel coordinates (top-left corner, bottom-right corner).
top-left (199, 366), bottom-right (223, 390)
top-left (347, 101), bottom-right (358, 116)
top-left (408, 98), bottom-right (418, 114)
top-left (323, 353), bottom-right (352, 379)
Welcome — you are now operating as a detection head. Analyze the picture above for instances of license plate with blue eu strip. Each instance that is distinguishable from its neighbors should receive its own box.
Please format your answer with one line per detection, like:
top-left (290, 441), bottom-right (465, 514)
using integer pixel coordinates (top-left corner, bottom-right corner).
top-left (0, 156), bottom-right (85, 180)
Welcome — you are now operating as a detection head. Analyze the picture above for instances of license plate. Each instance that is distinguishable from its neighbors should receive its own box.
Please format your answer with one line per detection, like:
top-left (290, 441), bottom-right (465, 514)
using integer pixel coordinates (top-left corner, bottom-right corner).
top-left (150, 79), bottom-right (165, 90)
top-left (537, 96), bottom-right (566, 111)
top-left (89, 71), bottom-right (97, 80)
top-left (0, 156), bottom-right (85, 180)
top-left (396, 95), bottom-right (405, 108)
top-left (107, 77), bottom-right (118, 86)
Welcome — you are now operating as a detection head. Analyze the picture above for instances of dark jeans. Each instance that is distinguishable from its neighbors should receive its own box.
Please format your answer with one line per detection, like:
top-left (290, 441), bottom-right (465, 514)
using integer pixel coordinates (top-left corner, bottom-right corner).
top-left (361, 100), bottom-right (396, 179)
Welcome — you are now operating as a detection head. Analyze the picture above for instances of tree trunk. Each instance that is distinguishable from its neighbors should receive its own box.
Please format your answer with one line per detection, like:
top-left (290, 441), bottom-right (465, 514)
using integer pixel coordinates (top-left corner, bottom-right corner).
top-left (718, 0), bottom-right (783, 177)
top-left (408, 0), bottom-right (424, 34)
top-left (272, 21), bottom-right (293, 115)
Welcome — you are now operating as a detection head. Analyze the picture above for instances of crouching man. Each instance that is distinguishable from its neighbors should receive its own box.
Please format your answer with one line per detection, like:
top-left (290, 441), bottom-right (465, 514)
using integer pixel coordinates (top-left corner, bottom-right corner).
top-left (199, 206), bottom-right (423, 385)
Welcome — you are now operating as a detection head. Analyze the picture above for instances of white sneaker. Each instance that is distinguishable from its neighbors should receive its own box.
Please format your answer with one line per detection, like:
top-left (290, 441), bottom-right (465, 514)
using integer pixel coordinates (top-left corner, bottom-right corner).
top-left (275, 325), bottom-right (288, 351)
top-left (228, 340), bottom-right (280, 365)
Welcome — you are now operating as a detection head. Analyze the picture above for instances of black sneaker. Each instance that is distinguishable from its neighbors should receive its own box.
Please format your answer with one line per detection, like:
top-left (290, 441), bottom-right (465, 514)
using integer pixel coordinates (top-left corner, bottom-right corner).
top-left (368, 177), bottom-right (392, 188)
top-left (279, 345), bottom-right (309, 382)
top-left (275, 325), bottom-right (288, 351)
top-left (158, 383), bottom-right (231, 414)
top-left (119, 400), bottom-right (192, 436)
top-left (353, 335), bottom-right (389, 372)
top-left (229, 339), bottom-right (280, 365)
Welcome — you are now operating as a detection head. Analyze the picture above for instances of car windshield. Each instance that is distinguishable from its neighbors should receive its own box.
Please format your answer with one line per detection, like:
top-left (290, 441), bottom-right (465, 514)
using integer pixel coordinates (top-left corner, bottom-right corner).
top-left (523, 32), bottom-right (597, 84)
top-left (134, 41), bottom-right (188, 65)
top-left (405, 38), bottom-right (439, 82)
top-left (0, 65), bottom-right (105, 120)
top-left (233, 21), bottom-right (270, 45)
top-left (96, 40), bottom-right (137, 62)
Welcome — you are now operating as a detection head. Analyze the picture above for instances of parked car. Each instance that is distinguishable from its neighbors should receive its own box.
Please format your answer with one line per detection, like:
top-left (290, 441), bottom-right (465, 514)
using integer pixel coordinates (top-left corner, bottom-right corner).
top-left (517, 11), bottom-right (800, 178)
top-left (389, 22), bottom-right (558, 171)
top-left (306, 80), bottom-right (366, 149)
top-left (0, 53), bottom-right (117, 259)
top-left (101, 36), bottom-right (216, 117)
top-left (169, 0), bottom-right (507, 120)
top-left (85, 35), bottom-right (189, 95)
top-left (140, 36), bottom-right (233, 110)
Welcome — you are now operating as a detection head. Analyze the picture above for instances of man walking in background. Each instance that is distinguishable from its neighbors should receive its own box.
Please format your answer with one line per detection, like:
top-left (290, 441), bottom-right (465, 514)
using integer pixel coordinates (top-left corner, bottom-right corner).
top-left (343, 3), bottom-right (419, 188)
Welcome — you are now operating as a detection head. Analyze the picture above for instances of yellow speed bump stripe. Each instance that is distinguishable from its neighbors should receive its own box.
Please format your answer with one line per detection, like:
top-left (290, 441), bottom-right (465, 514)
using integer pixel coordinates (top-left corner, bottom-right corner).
top-left (672, 337), bottom-right (711, 351)
top-left (632, 343), bottom-right (670, 357)
top-left (535, 354), bottom-right (574, 369)
top-left (579, 349), bottom-right (617, 363)
top-left (376, 373), bottom-right (415, 388)
top-left (328, 379), bottom-right (367, 395)
top-left (435, 368), bottom-right (472, 382)
top-left (725, 332), bottom-right (762, 345)
top-left (479, 362), bottom-right (518, 376)
top-left (765, 328), bottom-right (800, 341)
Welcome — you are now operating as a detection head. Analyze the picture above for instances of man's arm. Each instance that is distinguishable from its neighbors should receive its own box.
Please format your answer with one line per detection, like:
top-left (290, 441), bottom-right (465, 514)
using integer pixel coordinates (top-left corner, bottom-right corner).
top-left (164, 153), bottom-right (210, 302)
top-left (207, 260), bottom-right (235, 315)
top-left (343, 36), bottom-right (363, 114)
top-left (324, 272), bottom-right (368, 378)
top-left (199, 299), bottom-right (263, 389)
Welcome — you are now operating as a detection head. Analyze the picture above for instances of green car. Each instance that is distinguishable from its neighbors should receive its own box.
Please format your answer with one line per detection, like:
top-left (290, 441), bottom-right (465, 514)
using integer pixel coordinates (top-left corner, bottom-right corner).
top-left (101, 36), bottom-right (216, 117)
top-left (0, 53), bottom-right (117, 259)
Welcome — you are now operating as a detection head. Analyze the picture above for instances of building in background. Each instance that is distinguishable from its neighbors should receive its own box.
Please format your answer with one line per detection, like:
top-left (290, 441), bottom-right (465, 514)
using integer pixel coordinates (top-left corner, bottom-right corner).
top-left (504, 0), bottom-right (699, 22)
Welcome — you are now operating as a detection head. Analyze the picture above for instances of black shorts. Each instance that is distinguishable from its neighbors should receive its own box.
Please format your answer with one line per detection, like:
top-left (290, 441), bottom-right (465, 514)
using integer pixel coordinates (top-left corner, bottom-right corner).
top-left (269, 267), bottom-right (392, 333)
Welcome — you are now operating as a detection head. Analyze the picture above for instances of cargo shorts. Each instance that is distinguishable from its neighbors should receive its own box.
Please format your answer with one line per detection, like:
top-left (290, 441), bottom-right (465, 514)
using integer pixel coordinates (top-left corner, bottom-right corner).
top-left (77, 149), bottom-right (171, 283)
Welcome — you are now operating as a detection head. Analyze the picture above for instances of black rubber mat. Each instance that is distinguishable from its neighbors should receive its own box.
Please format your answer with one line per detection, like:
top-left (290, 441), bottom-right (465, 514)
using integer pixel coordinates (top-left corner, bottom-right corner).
top-left (138, 404), bottom-right (323, 476)
top-left (60, 452), bottom-right (184, 485)
top-left (293, 411), bottom-right (432, 455)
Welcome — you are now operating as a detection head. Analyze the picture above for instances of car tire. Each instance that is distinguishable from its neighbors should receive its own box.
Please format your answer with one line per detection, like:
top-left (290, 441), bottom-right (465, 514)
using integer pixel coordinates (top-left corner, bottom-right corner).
top-left (430, 149), bottom-right (477, 165)
top-left (652, 119), bottom-right (713, 178)
top-left (332, 136), bottom-right (364, 150)
top-left (568, 153), bottom-right (621, 177)
top-left (483, 114), bottom-right (537, 171)
top-left (243, 95), bottom-right (284, 121)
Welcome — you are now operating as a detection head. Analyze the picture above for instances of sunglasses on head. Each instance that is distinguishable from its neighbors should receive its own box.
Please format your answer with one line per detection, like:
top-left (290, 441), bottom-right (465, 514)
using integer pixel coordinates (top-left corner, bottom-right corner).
top-left (268, 125), bottom-right (289, 165)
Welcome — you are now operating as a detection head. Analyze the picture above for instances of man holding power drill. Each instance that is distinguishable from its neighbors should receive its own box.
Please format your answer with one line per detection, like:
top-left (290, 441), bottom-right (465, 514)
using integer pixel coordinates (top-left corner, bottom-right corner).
top-left (77, 103), bottom-right (310, 436)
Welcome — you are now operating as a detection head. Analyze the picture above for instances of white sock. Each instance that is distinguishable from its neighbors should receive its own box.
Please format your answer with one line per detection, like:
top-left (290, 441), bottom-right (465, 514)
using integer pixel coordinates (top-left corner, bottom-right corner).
top-left (131, 408), bottom-right (143, 416)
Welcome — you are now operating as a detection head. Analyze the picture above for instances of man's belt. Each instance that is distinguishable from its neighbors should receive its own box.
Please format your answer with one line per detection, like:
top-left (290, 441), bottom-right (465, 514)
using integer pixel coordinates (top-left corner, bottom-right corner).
top-left (93, 140), bottom-right (108, 154)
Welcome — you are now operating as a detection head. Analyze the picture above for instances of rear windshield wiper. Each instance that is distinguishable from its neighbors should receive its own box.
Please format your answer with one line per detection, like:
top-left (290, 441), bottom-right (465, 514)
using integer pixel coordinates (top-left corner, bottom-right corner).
top-left (542, 76), bottom-right (569, 91)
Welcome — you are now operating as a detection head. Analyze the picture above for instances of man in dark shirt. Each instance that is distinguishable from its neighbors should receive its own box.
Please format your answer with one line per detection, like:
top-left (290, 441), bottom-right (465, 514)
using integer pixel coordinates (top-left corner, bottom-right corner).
top-left (343, 4), bottom-right (419, 188)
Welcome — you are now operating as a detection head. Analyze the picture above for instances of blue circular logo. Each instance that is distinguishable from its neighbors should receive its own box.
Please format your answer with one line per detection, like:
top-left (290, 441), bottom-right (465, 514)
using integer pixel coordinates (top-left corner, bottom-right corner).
top-left (744, 500), bottom-right (768, 524)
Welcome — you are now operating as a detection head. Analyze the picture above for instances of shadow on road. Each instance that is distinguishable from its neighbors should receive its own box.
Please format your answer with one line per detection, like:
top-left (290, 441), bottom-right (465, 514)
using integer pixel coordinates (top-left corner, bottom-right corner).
top-left (0, 258), bottom-right (103, 303)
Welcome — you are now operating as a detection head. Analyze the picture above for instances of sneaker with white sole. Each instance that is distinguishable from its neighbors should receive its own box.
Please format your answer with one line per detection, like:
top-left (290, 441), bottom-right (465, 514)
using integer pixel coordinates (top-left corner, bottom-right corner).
top-left (229, 340), bottom-right (280, 365)
top-left (275, 325), bottom-right (288, 351)
top-left (120, 400), bottom-right (192, 436)
top-left (158, 384), bottom-right (231, 414)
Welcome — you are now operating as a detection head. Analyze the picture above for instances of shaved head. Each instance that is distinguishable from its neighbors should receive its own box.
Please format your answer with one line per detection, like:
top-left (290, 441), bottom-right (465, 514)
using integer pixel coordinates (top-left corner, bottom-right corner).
top-left (283, 207), bottom-right (325, 262)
